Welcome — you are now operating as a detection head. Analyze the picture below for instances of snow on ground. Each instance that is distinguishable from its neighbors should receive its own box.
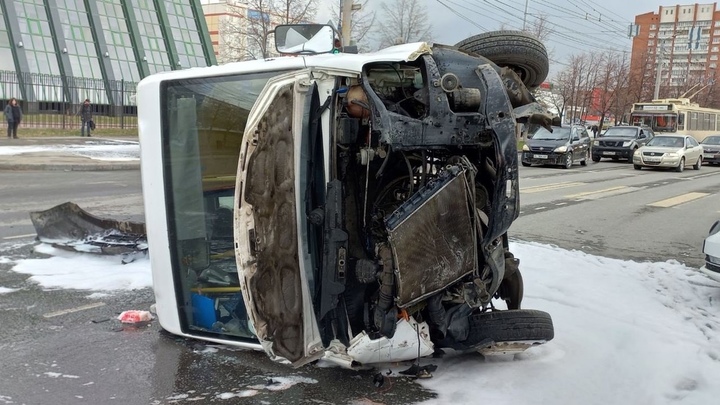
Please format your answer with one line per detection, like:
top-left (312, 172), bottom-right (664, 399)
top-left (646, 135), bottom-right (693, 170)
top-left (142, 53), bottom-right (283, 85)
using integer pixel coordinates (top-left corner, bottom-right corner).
top-left (0, 140), bottom-right (139, 161)
top-left (8, 243), bottom-right (151, 291)
top-left (3, 240), bottom-right (720, 403)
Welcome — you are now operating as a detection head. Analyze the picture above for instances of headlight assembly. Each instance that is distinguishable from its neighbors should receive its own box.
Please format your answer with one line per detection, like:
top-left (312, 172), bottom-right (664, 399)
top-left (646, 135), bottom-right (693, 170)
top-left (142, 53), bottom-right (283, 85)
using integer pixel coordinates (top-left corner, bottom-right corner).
top-left (522, 144), bottom-right (530, 151)
top-left (666, 152), bottom-right (679, 158)
top-left (554, 145), bottom-right (568, 153)
top-left (593, 140), bottom-right (599, 146)
top-left (622, 141), bottom-right (633, 147)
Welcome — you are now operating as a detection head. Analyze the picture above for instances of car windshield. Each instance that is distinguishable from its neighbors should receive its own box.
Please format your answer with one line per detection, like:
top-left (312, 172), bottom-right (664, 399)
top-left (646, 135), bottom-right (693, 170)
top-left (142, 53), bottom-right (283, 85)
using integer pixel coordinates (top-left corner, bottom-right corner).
top-left (602, 127), bottom-right (638, 138)
top-left (701, 135), bottom-right (720, 145)
top-left (646, 136), bottom-right (684, 148)
top-left (531, 127), bottom-right (570, 140)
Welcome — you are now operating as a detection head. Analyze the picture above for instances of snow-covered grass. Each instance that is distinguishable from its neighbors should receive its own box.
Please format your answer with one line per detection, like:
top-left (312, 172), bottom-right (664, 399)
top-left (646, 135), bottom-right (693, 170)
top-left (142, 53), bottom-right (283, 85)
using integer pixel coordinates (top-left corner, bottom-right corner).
top-left (3, 240), bottom-right (719, 403)
top-left (0, 142), bottom-right (139, 161)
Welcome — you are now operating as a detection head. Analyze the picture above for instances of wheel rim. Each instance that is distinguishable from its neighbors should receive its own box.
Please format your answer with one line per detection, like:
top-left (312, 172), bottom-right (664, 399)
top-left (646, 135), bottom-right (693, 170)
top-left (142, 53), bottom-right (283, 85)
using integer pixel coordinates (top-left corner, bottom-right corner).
top-left (566, 153), bottom-right (572, 168)
top-left (679, 159), bottom-right (684, 170)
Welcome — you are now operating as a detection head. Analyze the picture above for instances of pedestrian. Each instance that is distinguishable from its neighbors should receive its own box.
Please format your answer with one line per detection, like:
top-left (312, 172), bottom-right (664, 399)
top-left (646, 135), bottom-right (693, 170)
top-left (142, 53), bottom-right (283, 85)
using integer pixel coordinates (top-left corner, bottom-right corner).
top-left (78, 98), bottom-right (93, 137)
top-left (591, 125), bottom-right (599, 138)
top-left (4, 98), bottom-right (22, 139)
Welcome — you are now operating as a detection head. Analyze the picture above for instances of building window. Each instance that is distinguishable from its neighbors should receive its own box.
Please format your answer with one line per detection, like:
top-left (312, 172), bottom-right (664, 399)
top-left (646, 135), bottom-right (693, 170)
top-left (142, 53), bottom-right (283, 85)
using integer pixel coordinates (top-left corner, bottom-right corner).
top-left (165, 0), bottom-right (208, 69)
top-left (130, 0), bottom-right (170, 74)
top-left (96, 0), bottom-right (140, 82)
top-left (14, 0), bottom-right (61, 78)
top-left (648, 40), bottom-right (654, 46)
top-left (53, 0), bottom-right (104, 81)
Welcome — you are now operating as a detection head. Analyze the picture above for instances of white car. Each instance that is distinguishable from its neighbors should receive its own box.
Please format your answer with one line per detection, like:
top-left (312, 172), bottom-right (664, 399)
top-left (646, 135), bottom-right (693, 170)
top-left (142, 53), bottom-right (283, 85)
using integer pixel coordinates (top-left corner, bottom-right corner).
top-left (700, 221), bottom-right (720, 282)
top-left (632, 134), bottom-right (704, 172)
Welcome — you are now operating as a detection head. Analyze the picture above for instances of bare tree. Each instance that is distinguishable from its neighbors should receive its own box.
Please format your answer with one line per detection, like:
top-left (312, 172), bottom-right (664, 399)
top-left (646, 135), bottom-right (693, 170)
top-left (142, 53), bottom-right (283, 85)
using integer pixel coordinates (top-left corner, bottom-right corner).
top-left (331, 0), bottom-right (375, 51)
top-left (375, 0), bottom-right (432, 48)
top-left (220, 0), bottom-right (317, 62)
top-left (524, 14), bottom-right (552, 43)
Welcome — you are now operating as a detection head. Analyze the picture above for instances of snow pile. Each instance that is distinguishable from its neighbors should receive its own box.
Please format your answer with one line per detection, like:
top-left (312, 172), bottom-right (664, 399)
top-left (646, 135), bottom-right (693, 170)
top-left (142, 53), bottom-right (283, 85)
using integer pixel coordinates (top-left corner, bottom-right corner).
top-left (0, 141), bottom-right (139, 161)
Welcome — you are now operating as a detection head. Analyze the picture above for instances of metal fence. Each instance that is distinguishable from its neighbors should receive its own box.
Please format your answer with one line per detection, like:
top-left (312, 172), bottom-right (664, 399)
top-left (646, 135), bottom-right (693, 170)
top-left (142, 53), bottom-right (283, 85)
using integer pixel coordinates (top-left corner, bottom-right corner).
top-left (0, 70), bottom-right (138, 130)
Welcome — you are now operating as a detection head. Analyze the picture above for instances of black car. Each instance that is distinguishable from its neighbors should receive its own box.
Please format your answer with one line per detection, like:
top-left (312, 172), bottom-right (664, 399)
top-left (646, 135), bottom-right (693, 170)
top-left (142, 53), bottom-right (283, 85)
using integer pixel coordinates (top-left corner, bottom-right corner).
top-left (522, 125), bottom-right (592, 168)
top-left (592, 125), bottom-right (654, 162)
top-left (700, 135), bottom-right (720, 165)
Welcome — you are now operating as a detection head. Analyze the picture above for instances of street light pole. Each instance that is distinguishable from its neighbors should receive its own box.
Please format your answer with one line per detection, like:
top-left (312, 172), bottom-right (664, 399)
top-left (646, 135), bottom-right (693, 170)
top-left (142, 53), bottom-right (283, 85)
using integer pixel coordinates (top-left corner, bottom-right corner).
top-left (341, 0), bottom-right (353, 47)
top-left (653, 54), bottom-right (662, 100)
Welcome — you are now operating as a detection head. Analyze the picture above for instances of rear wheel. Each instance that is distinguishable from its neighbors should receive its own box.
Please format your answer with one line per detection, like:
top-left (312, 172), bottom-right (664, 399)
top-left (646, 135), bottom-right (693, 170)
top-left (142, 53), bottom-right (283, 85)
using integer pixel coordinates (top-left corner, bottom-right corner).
top-left (693, 156), bottom-right (702, 170)
top-left (464, 309), bottom-right (554, 348)
top-left (456, 30), bottom-right (549, 89)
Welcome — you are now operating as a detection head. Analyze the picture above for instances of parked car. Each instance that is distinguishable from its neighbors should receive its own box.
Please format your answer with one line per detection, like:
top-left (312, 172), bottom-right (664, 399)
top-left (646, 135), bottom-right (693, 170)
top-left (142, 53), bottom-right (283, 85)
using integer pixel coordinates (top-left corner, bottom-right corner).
top-left (632, 134), bottom-right (703, 172)
top-left (592, 125), bottom-right (654, 162)
top-left (700, 135), bottom-right (720, 165)
top-left (700, 220), bottom-right (720, 282)
top-left (522, 125), bottom-right (591, 168)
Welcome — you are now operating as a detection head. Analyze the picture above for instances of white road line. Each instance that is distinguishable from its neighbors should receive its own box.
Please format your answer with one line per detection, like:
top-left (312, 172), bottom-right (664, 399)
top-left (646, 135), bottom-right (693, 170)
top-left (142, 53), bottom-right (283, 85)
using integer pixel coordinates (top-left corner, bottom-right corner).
top-left (565, 186), bottom-right (628, 199)
top-left (43, 302), bottom-right (106, 318)
top-left (535, 206), bottom-right (547, 210)
top-left (555, 202), bottom-right (567, 206)
top-left (520, 182), bottom-right (585, 194)
top-left (648, 192), bottom-right (709, 208)
top-left (3, 233), bottom-right (36, 240)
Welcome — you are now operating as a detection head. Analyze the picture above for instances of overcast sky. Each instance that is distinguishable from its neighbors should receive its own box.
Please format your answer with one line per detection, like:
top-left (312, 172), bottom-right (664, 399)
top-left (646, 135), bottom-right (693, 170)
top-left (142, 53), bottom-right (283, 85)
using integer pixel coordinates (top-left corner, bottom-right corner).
top-left (317, 0), bottom-right (672, 77)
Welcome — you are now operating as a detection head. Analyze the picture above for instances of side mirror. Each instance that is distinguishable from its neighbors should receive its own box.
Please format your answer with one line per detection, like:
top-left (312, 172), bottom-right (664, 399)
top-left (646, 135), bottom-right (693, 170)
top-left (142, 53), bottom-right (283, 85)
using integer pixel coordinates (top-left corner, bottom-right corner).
top-left (274, 24), bottom-right (336, 54)
top-left (572, 136), bottom-right (580, 142)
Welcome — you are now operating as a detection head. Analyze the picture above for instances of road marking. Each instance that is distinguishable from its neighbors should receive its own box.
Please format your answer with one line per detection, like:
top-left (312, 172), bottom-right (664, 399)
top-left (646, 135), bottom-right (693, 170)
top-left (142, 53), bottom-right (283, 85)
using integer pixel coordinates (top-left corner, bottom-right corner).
top-left (648, 192), bottom-right (709, 208)
top-left (535, 206), bottom-right (547, 210)
top-left (555, 202), bottom-right (567, 206)
top-left (3, 233), bottom-right (36, 240)
top-left (43, 302), bottom-right (106, 318)
top-left (520, 182), bottom-right (585, 194)
top-left (565, 186), bottom-right (628, 199)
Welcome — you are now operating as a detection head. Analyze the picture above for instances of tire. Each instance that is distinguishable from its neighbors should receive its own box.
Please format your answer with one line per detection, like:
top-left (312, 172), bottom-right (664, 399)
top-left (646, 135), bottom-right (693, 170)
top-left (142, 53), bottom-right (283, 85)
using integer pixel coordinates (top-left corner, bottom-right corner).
top-left (521, 161), bottom-right (531, 167)
top-left (693, 156), bottom-right (702, 170)
top-left (464, 309), bottom-right (554, 347)
top-left (456, 30), bottom-right (549, 89)
top-left (592, 155), bottom-right (601, 162)
top-left (634, 164), bottom-right (642, 170)
top-left (675, 157), bottom-right (685, 172)
top-left (580, 149), bottom-right (589, 166)
top-left (562, 151), bottom-right (573, 169)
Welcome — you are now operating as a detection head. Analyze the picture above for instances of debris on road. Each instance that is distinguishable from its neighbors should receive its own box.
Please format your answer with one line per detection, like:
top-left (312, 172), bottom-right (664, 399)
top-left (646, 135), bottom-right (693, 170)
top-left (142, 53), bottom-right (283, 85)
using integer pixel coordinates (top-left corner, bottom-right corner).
top-left (117, 310), bottom-right (154, 324)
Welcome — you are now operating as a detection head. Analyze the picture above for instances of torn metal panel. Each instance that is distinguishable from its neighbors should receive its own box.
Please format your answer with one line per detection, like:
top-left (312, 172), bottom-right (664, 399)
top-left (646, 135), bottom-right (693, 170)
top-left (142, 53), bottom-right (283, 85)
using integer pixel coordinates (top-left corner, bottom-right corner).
top-left (29, 202), bottom-right (147, 256)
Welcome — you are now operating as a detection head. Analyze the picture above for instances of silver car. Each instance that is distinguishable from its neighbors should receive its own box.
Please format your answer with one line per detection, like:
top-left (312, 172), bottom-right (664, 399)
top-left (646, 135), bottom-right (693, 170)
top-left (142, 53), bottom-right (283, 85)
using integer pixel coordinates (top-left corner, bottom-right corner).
top-left (632, 134), bottom-right (704, 172)
top-left (700, 135), bottom-right (720, 165)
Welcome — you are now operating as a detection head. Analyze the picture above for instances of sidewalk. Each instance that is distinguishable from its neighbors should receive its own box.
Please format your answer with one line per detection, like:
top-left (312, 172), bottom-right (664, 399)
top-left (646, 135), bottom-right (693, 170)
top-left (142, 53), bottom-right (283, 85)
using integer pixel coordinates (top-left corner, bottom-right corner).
top-left (0, 135), bottom-right (140, 171)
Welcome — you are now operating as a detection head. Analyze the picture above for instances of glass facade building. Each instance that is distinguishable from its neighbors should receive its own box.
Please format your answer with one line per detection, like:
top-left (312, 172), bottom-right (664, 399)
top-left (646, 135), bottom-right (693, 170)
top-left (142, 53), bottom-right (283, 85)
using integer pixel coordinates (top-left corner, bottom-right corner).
top-left (0, 0), bottom-right (216, 106)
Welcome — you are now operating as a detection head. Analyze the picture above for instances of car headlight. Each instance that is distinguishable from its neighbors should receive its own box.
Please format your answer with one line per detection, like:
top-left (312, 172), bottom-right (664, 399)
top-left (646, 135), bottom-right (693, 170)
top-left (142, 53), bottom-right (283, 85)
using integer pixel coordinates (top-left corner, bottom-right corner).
top-left (666, 152), bottom-right (679, 158)
top-left (554, 145), bottom-right (568, 153)
top-left (634, 149), bottom-right (641, 155)
top-left (593, 140), bottom-right (599, 146)
top-left (522, 144), bottom-right (529, 151)
top-left (622, 141), bottom-right (633, 147)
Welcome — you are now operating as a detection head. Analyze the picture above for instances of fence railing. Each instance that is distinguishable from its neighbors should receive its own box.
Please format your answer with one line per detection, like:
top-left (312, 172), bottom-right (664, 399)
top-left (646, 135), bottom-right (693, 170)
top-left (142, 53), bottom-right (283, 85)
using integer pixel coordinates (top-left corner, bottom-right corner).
top-left (1, 70), bottom-right (138, 130)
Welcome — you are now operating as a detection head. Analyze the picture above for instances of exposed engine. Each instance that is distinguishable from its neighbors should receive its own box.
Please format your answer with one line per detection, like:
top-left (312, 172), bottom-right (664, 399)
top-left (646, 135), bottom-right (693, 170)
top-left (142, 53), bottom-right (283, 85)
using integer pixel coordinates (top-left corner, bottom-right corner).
top-left (313, 46), bottom-right (539, 350)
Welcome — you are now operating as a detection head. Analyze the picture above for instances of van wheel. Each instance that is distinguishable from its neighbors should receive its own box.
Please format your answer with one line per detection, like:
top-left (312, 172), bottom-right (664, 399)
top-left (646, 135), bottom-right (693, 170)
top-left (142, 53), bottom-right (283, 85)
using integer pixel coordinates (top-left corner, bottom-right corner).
top-left (456, 30), bottom-right (549, 89)
top-left (464, 309), bottom-right (554, 348)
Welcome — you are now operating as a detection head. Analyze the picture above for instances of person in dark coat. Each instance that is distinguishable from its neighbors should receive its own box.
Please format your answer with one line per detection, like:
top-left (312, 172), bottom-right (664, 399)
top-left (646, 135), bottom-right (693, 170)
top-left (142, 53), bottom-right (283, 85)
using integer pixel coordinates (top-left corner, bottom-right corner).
top-left (4, 98), bottom-right (22, 139)
top-left (78, 98), bottom-right (93, 137)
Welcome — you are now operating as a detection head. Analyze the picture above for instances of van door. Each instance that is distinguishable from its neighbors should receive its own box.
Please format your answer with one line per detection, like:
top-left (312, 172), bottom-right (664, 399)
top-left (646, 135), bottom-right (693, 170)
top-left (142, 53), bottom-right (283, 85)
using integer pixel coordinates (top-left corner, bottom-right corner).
top-left (234, 71), bottom-right (327, 367)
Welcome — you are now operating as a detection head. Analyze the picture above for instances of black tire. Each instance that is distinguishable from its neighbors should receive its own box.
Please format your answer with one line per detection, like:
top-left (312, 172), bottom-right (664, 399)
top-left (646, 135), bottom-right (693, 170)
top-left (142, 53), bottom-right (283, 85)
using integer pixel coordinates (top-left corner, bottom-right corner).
top-left (580, 149), bottom-right (589, 166)
top-left (456, 30), bottom-right (549, 89)
top-left (634, 164), bottom-right (642, 170)
top-left (562, 151), bottom-right (573, 169)
top-left (592, 155), bottom-right (601, 162)
top-left (675, 157), bottom-right (685, 172)
top-left (521, 161), bottom-right (531, 167)
top-left (693, 156), bottom-right (702, 170)
top-left (464, 309), bottom-right (554, 347)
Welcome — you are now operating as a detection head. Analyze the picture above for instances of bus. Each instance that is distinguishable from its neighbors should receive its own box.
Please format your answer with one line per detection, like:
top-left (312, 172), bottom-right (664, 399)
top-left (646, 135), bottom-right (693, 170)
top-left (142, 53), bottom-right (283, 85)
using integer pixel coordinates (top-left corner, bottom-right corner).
top-left (629, 98), bottom-right (720, 141)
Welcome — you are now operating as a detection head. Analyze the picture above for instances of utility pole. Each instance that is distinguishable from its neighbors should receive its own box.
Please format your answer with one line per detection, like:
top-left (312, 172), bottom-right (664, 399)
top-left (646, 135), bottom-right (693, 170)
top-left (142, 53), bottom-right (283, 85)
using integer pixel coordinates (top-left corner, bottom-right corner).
top-left (522, 0), bottom-right (529, 31)
top-left (653, 50), bottom-right (663, 101)
top-left (341, 0), bottom-right (353, 47)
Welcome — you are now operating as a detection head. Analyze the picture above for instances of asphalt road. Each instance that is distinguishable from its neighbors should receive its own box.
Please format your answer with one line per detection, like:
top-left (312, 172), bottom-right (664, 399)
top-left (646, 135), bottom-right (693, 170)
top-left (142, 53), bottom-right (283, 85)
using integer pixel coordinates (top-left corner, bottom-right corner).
top-left (0, 161), bottom-right (718, 404)
top-left (513, 159), bottom-right (720, 269)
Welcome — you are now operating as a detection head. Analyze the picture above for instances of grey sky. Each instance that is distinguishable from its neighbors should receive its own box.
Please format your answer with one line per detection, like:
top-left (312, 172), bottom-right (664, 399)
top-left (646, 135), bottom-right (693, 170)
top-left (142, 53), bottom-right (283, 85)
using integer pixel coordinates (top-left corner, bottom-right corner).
top-left (317, 0), bottom-right (672, 77)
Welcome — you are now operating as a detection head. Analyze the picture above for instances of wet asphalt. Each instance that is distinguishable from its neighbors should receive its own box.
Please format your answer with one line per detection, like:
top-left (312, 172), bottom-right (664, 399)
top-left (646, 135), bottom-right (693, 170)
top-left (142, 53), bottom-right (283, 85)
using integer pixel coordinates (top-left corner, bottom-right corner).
top-left (0, 147), bottom-right (438, 405)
